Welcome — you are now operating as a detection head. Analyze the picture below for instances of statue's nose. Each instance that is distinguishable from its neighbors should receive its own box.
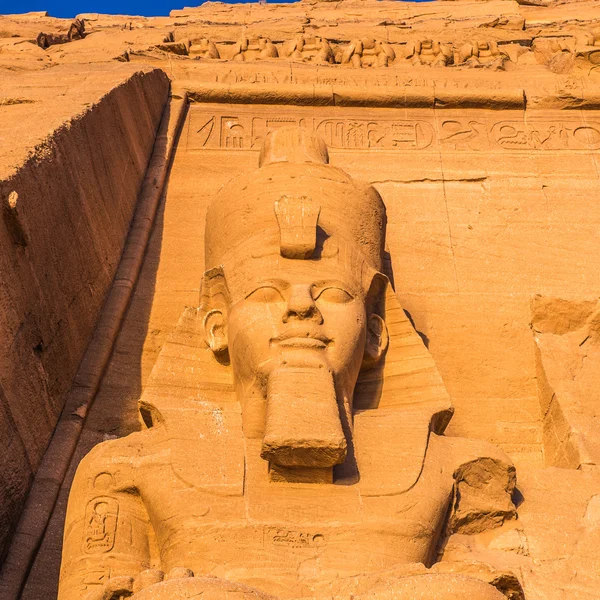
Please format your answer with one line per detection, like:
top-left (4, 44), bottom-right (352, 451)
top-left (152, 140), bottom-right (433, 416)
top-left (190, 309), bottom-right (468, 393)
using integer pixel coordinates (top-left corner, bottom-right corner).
top-left (283, 285), bottom-right (323, 323)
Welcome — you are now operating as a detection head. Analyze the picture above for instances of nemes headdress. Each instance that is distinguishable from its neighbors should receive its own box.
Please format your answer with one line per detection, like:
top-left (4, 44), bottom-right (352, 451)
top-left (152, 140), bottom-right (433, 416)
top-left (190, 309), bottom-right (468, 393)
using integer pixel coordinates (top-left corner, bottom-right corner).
top-left (204, 127), bottom-right (387, 276)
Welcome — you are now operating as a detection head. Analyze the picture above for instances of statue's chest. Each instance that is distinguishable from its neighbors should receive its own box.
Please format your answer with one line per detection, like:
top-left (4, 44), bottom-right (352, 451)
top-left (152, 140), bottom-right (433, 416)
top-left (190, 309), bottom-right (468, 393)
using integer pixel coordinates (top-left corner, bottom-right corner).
top-left (140, 452), bottom-right (453, 593)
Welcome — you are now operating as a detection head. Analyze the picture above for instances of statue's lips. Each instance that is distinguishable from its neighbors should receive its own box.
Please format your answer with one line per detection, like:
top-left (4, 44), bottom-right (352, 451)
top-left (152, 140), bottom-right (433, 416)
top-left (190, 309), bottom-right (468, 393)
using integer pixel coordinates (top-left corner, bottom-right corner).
top-left (270, 331), bottom-right (331, 349)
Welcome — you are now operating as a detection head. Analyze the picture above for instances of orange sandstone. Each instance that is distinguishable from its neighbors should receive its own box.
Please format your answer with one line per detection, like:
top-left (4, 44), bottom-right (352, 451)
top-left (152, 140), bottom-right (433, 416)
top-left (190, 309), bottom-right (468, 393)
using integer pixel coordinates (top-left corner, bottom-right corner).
top-left (0, 2), bottom-right (600, 600)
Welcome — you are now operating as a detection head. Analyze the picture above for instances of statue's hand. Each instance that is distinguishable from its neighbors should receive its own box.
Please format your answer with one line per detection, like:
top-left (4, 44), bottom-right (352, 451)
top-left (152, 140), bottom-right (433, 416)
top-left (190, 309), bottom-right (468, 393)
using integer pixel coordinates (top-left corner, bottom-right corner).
top-left (85, 575), bottom-right (134, 600)
top-left (87, 569), bottom-right (194, 600)
top-left (125, 575), bottom-right (275, 600)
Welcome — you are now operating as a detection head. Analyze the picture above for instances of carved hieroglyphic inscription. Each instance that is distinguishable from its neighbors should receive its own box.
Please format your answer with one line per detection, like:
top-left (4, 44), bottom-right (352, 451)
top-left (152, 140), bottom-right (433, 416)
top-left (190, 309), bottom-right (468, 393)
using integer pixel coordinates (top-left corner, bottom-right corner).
top-left (83, 496), bottom-right (119, 554)
top-left (316, 119), bottom-right (434, 150)
top-left (188, 106), bottom-right (600, 152)
top-left (82, 569), bottom-right (111, 590)
top-left (195, 113), bottom-right (438, 150)
top-left (492, 121), bottom-right (600, 150)
top-left (264, 527), bottom-right (326, 548)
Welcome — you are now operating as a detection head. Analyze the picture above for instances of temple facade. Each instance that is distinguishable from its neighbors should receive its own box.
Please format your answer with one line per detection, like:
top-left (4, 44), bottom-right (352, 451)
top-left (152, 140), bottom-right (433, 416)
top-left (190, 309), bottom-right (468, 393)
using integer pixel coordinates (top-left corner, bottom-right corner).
top-left (1, 1), bottom-right (600, 599)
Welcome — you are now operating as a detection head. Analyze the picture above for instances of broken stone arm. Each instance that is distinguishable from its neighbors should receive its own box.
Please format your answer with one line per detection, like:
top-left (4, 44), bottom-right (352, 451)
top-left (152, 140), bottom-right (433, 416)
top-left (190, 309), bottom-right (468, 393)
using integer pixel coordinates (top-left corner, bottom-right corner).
top-left (442, 435), bottom-right (517, 537)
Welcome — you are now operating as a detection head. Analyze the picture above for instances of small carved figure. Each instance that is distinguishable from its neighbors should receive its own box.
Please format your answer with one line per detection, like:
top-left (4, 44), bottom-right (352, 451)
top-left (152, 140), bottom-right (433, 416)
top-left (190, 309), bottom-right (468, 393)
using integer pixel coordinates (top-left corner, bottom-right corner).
top-left (340, 38), bottom-right (396, 68)
top-left (456, 40), bottom-right (507, 69)
top-left (575, 28), bottom-right (600, 65)
top-left (36, 18), bottom-right (86, 49)
top-left (154, 39), bottom-right (190, 56)
top-left (404, 39), bottom-right (452, 67)
top-left (189, 37), bottom-right (220, 59)
top-left (533, 37), bottom-right (576, 73)
top-left (232, 36), bottom-right (278, 61)
top-left (281, 36), bottom-right (334, 64)
top-left (575, 27), bottom-right (600, 49)
top-left (500, 42), bottom-right (534, 65)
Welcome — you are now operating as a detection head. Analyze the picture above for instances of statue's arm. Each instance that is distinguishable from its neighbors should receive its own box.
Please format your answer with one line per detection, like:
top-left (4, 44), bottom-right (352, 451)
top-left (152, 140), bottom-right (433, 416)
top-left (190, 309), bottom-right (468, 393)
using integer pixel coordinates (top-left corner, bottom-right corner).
top-left (58, 440), bottom-right (153, 600)
top-left (424, 435), bottom-right (525, 597)
top-left (436, 435), bottom-right (517, 537)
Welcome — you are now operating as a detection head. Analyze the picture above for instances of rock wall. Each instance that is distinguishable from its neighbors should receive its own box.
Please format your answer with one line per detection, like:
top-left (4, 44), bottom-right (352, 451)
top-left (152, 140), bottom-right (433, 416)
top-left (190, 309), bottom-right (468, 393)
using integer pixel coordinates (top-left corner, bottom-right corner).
top-left (0, 65), bottom-right (169, 560)
top-left (3, 2), bottom-right (600, 599)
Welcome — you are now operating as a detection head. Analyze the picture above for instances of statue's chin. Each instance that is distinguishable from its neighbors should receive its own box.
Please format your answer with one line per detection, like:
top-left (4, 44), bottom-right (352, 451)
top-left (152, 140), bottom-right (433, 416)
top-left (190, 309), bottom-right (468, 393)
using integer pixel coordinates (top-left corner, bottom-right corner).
top-left (131, 577), bottom-right (274, 600)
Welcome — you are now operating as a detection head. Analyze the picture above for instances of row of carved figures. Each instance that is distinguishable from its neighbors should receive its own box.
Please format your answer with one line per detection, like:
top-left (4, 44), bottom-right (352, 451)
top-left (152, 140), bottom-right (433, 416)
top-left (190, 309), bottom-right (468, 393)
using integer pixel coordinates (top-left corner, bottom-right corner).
top-left (182, 36), bottom-right (509, 67)
top-left (165, 29), bottom-right (600, 68)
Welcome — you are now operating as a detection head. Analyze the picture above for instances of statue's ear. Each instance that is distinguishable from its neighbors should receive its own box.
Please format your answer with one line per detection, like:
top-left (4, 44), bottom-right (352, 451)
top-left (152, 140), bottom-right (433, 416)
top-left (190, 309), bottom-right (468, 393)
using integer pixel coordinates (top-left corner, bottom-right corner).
top-left (204, 309), bottom-right (228, 356)
top-left (200, 266), bottom-right (230, 358)
top-left (362, 272), bottom-right (389, 370)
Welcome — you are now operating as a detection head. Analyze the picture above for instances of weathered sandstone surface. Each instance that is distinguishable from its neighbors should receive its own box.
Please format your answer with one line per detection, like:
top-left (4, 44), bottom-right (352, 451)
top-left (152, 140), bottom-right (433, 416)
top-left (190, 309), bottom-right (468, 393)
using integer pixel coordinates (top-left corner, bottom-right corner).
top-left (0, 64), bottom-right (169, 562)
top-left (1, 1), bottom-right (600, 599)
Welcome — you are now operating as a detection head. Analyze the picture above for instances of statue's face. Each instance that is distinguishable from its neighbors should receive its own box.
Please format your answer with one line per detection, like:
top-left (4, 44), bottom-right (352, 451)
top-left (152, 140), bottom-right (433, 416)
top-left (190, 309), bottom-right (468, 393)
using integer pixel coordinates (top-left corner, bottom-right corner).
top-left (225, 259), bottom-right (370, 396)
top-left (201, 168), bottom-right (388, 454)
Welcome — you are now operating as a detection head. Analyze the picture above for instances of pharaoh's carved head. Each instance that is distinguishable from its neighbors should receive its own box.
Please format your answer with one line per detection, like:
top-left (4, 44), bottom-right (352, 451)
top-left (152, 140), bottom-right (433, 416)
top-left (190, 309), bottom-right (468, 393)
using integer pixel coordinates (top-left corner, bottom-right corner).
top-left (199, 127), bottom-right (389, 478)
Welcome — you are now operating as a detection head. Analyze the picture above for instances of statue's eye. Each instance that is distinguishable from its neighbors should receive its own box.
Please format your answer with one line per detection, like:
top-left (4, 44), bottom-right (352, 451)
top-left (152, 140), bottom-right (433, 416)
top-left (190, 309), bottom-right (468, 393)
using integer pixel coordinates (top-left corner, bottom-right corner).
top-left (315, 287), bottom-right (353, 304)
top-left (246, 286), bottom-right (285, 303)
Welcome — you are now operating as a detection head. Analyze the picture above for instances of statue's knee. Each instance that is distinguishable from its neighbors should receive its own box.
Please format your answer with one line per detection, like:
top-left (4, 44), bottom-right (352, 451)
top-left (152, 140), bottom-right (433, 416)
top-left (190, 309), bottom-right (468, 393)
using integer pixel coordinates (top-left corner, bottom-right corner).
top-left (360, 574), bottom-right (505, 600)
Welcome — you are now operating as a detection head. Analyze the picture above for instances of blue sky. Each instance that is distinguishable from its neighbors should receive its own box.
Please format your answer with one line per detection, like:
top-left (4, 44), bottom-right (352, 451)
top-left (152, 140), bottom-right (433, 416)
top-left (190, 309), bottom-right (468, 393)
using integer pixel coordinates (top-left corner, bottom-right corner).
top-left (2, 0), bottom-right (429, 19)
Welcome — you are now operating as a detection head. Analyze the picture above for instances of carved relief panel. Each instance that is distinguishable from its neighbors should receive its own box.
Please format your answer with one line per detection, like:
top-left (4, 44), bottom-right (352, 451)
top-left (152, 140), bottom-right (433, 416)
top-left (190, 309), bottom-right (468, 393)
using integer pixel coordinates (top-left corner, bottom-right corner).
top-left (187, 104), bottom-right (600, 153)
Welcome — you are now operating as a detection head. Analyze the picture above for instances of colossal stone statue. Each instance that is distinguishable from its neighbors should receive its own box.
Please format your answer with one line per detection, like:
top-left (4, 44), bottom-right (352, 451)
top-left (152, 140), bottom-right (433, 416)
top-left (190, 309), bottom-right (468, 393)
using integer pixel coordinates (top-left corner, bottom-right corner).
top-left (58, 128), bottom-right (519, 600)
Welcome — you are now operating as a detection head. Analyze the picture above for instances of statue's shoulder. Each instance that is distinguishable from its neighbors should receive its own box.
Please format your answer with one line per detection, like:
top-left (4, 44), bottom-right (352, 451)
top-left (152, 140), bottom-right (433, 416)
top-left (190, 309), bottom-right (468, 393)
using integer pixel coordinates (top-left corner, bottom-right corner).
top-left (431, 433), bottom-right (514, 472)
top-left (76, 415), bottom-right (246, 495)
top-left (73, 428), bottom-right (166, 486)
